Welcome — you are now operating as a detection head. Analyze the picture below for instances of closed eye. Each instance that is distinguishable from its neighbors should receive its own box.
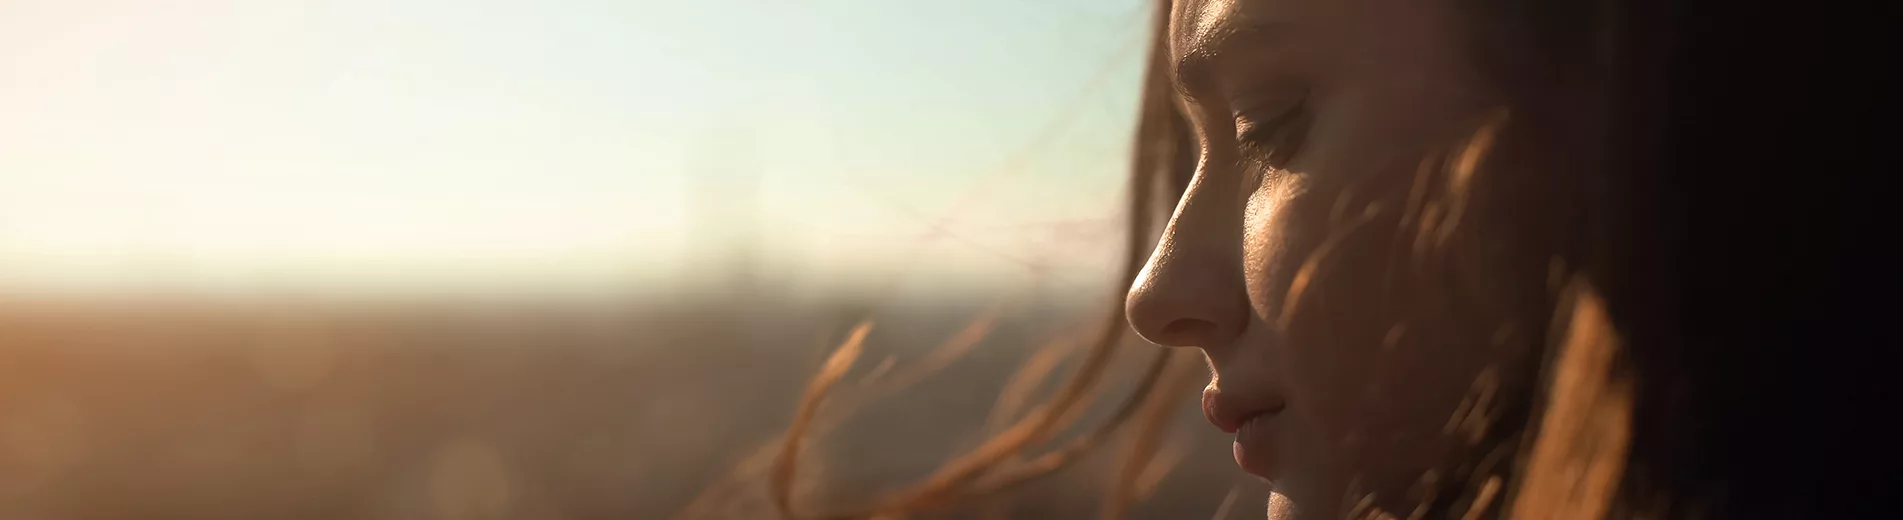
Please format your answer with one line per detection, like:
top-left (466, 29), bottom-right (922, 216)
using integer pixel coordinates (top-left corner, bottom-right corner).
top-left (1234, 93), bottom-right (1310, 171)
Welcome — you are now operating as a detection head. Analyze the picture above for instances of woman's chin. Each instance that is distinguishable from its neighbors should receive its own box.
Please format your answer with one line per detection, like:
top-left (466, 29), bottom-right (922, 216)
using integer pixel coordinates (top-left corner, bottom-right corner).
top-left (1232, 414), bottom-right (1280, 480)
top-left (1266, 491), bottom-right (1300, 520)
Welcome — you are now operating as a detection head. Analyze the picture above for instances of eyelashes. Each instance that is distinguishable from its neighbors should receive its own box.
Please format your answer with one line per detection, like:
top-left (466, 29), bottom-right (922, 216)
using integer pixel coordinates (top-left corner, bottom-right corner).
top-left (1232, 92), bottom-right (1311, 172)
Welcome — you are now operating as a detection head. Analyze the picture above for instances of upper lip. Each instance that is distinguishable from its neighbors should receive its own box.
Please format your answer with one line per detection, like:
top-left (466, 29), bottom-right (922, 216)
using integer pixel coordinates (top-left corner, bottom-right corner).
top-left (1204, 386), bottom-right (1285, 434)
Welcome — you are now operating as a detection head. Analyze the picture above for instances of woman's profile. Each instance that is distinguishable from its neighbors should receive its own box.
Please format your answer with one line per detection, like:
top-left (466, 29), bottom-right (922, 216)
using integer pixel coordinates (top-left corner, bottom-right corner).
top-left (755, 0), bottom-right (1886, 518)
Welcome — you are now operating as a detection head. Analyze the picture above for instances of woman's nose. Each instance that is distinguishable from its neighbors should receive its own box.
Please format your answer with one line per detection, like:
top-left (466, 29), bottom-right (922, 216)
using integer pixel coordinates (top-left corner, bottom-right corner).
top-left (1124, 185), bottom-right (1251, 349)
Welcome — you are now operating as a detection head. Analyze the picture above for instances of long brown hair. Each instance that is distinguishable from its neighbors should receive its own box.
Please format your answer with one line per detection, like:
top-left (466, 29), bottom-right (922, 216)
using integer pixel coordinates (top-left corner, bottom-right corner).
top-left (711, 0), bottom-right (1886, 516)
top-left (725, 2), bottom-right (1203, 518)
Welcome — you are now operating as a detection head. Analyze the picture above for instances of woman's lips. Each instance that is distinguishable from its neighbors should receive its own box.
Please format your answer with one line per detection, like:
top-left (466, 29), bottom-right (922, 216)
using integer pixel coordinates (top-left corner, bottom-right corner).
top-left (1202, 385), bottom-right (1285, 433)
top-left (1203, 388), bottom-right (1244, 433)
top-left (1203, 385), bottom-right (1286, 479)
top-left (1232, 412), bottom-right (1278, 479)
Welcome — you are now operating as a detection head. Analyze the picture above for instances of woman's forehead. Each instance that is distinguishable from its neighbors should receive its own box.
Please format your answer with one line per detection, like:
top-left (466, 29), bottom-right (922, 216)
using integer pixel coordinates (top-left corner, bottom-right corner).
top-left (1167, 0), bottom-right (1297, 96)
top-left (1168, 0), bottom-right (1226, 54)
top-left (1169, 0), bottom-right (1281, 64)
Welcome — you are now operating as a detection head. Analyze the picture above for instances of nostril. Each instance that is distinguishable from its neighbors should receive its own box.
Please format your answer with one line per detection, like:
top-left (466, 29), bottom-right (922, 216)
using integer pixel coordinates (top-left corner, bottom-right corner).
top-left (1157, 318), bottom-right (1219, 346)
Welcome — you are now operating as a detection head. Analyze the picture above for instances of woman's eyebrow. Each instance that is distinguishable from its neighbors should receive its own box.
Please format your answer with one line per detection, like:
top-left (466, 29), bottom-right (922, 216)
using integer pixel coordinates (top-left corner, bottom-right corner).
top-left (1172, 21), bottom-right (1297, 101)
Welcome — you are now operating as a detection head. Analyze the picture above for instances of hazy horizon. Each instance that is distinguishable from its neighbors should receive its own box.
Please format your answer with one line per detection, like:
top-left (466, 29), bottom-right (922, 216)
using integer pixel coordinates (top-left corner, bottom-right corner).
top-left (1, 0), bottom-right (1149, 297)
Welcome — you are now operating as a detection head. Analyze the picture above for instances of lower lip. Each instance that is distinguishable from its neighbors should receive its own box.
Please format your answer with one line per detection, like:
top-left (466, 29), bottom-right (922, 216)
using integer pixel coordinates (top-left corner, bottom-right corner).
top-left (1232, 414), bottom-right (1277, 479)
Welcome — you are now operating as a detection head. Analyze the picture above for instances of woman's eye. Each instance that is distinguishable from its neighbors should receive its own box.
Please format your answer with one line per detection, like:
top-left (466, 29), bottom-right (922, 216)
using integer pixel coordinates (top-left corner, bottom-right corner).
top-left (1233, 96), bottom-right (1310, 171)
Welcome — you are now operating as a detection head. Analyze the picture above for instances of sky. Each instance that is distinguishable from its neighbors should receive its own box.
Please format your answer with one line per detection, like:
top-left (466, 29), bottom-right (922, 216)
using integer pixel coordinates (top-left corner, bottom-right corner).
top-left (0, 0), bottom-right (1151, 298)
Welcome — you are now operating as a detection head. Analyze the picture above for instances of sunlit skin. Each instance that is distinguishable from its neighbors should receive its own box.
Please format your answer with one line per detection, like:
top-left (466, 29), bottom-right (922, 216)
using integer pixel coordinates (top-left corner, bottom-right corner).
top-left (1125, 0), bottom-right (1559, 517)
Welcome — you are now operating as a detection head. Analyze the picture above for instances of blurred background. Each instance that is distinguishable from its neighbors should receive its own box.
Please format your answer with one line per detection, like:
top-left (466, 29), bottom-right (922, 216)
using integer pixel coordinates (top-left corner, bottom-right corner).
top-left (0, 0), bottom-right (1261, 518)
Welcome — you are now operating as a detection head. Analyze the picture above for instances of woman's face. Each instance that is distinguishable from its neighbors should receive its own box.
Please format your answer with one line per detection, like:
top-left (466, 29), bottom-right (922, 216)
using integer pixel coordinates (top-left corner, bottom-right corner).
top-left (1126, 0), bottom-right (1549, 517)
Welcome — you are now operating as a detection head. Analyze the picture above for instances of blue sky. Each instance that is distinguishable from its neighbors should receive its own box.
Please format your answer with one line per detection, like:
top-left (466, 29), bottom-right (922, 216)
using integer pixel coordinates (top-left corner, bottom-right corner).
top-left (0, 0), bottom-right (1150, 297)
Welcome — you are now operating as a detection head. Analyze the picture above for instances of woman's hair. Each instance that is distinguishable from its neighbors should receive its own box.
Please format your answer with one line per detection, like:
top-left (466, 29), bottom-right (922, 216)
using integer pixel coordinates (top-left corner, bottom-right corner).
top-left (732, 0), bottom-right (1887, 517)
top-left (726, 3), bottom-right (1198, 518)
top-left (1449, 0), bottom-right (1890, 517)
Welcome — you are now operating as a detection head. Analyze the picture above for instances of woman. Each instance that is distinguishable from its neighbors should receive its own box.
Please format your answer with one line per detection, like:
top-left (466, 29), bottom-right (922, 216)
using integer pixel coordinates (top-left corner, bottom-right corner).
top-left (764, 0), bottom-right (1884, 517)
top-left (1123, 0), bottom-right (1629, 516)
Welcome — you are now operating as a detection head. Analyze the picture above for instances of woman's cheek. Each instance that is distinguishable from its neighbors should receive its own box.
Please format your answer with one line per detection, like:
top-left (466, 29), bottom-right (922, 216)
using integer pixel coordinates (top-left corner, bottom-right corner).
top-left (1240, 176), bottom-right (1309, 323)
top-left (1244, 165), bottom-right (1422, 418)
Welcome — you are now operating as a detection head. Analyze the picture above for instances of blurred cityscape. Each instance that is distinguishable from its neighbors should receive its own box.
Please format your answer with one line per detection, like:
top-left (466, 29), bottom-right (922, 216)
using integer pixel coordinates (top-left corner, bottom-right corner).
top-left (0, 2), bottom-right (1266, 516)
top-left (0, 138), bottom-right (1260, 520)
